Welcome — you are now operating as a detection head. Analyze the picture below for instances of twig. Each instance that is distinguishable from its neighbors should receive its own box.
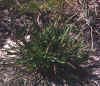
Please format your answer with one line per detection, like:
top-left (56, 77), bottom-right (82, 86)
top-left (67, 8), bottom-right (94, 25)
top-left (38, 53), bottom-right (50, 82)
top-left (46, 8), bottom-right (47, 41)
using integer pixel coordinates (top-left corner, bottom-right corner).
top-left (16, 0), bottom-right (21, 6)
top-left (90, 26), bottom-right (94, 51)
top-left (95, 29), bottom-right (100, 35)
top-left (94, 0), bottom-right (97, 16)
top-left (15, 0), bottom-right (23, 9)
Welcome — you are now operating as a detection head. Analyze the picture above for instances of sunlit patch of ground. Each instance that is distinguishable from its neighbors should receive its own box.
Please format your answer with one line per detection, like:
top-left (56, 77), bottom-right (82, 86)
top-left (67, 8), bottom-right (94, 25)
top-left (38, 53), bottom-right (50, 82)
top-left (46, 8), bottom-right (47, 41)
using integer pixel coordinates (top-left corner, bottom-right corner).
top-left (0, 37), bottom-right (22, 63)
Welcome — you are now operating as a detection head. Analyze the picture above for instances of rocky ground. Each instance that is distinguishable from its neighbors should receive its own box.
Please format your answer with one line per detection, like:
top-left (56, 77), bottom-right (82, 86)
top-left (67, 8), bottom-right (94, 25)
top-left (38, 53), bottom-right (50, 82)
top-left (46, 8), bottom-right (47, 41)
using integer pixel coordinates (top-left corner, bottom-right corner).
top-left (0, 1), bottom-right (100, 86)
top-left (87, 0), bottom-right (100, 85)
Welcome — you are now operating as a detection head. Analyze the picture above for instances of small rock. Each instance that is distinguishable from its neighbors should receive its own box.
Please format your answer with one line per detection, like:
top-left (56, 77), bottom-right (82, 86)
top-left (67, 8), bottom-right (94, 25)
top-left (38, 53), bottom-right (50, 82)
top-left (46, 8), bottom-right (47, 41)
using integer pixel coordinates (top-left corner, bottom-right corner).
top-left (3, 9), bottom-right (9, 15)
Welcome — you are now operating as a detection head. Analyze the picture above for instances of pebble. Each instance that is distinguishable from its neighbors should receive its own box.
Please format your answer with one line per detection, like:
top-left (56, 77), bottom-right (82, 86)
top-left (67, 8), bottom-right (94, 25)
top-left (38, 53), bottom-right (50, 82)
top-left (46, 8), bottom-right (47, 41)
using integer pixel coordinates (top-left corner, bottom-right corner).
top-left (3, 9), bottom-right (9, 15)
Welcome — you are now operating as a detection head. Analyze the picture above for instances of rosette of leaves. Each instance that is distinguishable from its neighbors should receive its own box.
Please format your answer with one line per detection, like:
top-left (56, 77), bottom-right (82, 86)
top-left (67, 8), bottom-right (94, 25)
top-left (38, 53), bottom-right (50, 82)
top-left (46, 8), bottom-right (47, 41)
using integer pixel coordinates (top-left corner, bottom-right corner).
top-left (17, 23), bottom-right (88, 71)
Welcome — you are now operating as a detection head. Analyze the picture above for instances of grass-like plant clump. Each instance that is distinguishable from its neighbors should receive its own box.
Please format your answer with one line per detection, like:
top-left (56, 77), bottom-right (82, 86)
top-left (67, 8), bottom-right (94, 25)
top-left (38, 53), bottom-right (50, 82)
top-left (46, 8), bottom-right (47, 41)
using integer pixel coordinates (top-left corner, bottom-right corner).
top-left (17, 22), bottom-right (88, 73)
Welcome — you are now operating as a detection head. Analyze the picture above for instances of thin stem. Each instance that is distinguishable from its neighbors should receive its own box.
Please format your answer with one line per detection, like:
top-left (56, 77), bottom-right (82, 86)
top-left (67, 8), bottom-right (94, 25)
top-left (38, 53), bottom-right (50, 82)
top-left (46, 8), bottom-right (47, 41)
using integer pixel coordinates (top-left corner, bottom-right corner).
top-left (90, 26), bottom-right (94, 50)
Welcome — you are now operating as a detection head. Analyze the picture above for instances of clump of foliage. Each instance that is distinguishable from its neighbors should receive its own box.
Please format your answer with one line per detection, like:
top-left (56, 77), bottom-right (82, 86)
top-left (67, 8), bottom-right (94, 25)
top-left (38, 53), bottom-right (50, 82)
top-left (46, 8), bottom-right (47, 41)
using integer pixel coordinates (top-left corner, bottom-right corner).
top-left (0, 0), bottom-right (88, 71)
top-left (17, 22), bottom-right (88, 71)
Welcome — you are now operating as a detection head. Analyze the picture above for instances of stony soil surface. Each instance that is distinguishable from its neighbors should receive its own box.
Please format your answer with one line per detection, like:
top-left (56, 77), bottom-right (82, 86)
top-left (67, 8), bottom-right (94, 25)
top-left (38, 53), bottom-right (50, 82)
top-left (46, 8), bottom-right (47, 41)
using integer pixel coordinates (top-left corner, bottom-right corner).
top-left (0, 1), bottom-right (100, 86)
top-left (84, 0), bottom-right (100, 85)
